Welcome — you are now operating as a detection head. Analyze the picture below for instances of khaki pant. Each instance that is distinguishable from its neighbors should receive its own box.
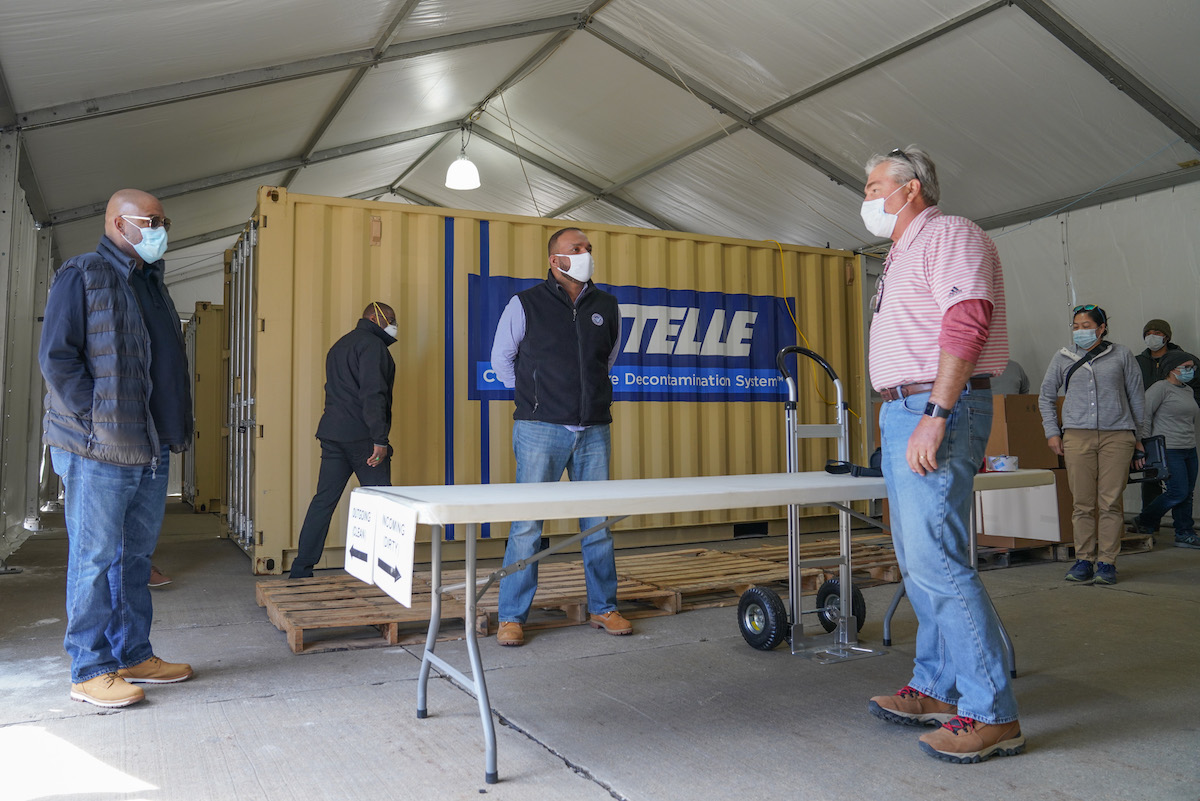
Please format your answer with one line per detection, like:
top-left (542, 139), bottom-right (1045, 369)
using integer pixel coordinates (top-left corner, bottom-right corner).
top-left (1062, 429), bottom-right (1135, 565)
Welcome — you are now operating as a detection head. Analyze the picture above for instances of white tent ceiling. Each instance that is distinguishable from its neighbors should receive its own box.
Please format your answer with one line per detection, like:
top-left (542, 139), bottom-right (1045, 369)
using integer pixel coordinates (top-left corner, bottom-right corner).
top-left (2, 0), bottom-right (1198, 286)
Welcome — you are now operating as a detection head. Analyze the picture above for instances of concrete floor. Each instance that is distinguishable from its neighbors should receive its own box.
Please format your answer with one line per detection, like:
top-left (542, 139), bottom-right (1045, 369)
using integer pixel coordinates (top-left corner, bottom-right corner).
top-left (2, 503), bottom-right (1198, 801)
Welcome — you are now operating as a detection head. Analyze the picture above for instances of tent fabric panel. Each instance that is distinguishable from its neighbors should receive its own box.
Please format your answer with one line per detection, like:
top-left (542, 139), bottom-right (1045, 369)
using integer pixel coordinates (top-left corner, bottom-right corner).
top-left (1048, 0), bottom-right (1200, 126)
top-left (289, 139), bottom-right (441, 199)
top-left (313, 37), bottom-right (557, 151)
top-left (0, 0), bottom-right (393, 110)
top-left (596, 0), bottom-right (986, 113)
top-left (767, 6), bottom-right (1195, 225)
top-left (23, 74), bottom-right (348, 212)
top-left (620, 130), bottom-right (867, 250)
top-left (473, 32), bottom-right (725, 187)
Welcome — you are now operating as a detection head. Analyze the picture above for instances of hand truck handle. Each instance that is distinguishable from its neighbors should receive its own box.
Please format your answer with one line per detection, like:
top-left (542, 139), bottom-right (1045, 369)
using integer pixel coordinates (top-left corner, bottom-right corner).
top-left (776, 346), bottom-right (839, 384)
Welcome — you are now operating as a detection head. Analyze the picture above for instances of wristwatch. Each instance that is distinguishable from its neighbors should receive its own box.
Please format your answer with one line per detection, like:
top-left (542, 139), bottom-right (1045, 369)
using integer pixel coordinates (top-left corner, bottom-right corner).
top-left (924, 402), bottom-right (952, 419)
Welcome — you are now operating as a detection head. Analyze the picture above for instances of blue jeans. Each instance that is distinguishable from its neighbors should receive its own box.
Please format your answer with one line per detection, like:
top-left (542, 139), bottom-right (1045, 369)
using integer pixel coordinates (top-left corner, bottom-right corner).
top-left (1136, 447), bottom-right (1198, 536)
top-left (51, 445), bottom-right (170, 683)
top-left (497, 420), bottom-right (618, 623)
top-left (879, 389), bottom-right (1018, 725)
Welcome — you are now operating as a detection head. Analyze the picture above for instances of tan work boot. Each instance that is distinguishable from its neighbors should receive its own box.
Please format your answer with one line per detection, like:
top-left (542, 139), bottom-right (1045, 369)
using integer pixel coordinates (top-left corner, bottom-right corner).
top-left (869, 685), bottom-right (957, 726)
top-left (588, 610), bottom-right (632, 635)
top-left (496, 621), bottom-right (524, 647)
top-left (148, 565), bottom-right (172, 587)
top-left (71, 672), bottom-right (145, 708)
top-left (919, 715), bottom-right (1026, 763)
top-left (117, 655), bottom-right (193, 684)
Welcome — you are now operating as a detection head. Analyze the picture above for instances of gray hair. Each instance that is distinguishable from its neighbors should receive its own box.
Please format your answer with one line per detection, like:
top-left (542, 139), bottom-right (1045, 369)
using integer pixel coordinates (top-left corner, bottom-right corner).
top-left (865, 146), bottom-right (940, 206)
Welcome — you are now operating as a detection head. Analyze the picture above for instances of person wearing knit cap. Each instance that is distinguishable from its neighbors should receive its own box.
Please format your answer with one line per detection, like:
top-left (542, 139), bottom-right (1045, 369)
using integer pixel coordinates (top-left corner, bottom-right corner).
top-left (1135, 318), bottom-right (1200, 515)
top-left (1129, 350), bottom-right (1200, 549)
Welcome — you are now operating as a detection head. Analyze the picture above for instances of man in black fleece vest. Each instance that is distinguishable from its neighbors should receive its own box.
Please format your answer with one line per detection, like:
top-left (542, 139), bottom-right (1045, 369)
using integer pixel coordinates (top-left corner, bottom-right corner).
top-left (489, 228), bottom-right (629, 646)
top-left (290, 303), bottom-right (397, 578)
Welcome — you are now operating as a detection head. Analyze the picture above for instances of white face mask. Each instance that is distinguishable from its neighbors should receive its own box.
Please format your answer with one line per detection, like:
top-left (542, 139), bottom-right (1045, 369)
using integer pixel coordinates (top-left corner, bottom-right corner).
top-left (384, 324), bottom-right (398, 339)
top-left (860, 183), bottom-right (910, 239)
top-left (554, 251), bottom-right (594, 283)
top-left (1145, 334), bottom-right (1165, 351)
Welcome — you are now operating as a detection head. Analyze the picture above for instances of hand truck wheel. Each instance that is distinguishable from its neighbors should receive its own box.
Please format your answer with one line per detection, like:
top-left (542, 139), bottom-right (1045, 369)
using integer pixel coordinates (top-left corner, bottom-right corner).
top-left (738, 586), bottom-right (788, 650)
top-left (814, 578), bottom-right (866, 633)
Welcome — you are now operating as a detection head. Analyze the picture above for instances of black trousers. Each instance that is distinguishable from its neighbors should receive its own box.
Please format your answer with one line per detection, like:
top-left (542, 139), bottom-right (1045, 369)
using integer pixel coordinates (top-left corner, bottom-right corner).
top-left (290, 438), bottom-right (391, 578)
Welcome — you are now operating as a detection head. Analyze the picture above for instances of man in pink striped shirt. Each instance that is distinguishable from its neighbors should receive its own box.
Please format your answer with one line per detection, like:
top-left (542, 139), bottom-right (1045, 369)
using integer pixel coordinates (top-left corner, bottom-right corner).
top-left (862, 148), bottom-right (1025, 764)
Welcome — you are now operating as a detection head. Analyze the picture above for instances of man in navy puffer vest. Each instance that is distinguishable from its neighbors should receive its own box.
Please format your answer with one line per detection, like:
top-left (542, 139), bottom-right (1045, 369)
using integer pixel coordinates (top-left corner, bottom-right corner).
top-left (489, 227), bottom-right (630, 647)
top-left (39, 189), bottom-right (194, 708)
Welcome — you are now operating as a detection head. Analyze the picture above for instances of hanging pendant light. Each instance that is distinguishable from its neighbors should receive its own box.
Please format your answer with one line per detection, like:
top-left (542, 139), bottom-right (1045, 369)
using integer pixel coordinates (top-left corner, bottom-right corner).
top-left (445, 126), bottom-right (480, 190)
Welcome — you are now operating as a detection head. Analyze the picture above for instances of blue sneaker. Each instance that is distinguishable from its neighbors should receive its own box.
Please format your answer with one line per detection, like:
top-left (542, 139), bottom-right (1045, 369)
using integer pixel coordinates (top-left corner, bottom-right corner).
top-left (1175, 533), bottom-right (1200, 549)
top-left (1093, 562), bottom-right (1117, 585)
top-left (1064, 559), bottom-right (1093, 582)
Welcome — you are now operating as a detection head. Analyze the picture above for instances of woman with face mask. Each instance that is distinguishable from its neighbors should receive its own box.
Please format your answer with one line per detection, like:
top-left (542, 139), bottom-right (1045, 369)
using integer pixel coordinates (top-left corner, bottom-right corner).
top-left (1037, 305), bottom-right (1146, 586)
top-left (1127, 350), bottom-right (1200, 549)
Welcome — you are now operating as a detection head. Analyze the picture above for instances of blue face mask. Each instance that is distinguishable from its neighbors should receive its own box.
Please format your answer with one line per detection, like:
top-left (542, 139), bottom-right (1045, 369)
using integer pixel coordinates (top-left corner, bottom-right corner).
top-left (122, 220), bottom-right (169, 263)
top-left (1072, 328), bottom-right (1099, 349)
top-left (1178, 367), bottom-right (1195, 383)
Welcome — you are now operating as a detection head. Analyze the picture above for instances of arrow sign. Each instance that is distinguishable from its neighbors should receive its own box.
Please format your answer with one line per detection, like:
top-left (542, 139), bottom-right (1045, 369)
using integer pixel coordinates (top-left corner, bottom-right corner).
top-left (373, 501), bottom-right (417, 607)
top-left (376, 558), bottom-right (403, 581)
top-left (344, 493), bottom-right (380, 585)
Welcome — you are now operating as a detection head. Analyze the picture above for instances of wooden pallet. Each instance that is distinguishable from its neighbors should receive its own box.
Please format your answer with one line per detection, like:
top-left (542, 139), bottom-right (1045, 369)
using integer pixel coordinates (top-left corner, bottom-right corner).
top-left (722, 536), bottom-right (902, 585)
top-left (255, 574), bottom-right (466, 654)
top-left (435, 561), bottom-right (680, 635)
top-left (612, 548), bottom-right (815, 610)
top-left (1052, 533), bottom-right (1155, 561)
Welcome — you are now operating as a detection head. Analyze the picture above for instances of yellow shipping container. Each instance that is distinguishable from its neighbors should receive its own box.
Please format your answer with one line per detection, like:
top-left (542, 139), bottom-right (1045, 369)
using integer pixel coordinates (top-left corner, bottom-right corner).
top-left (224, 187), bottom-right (867, 574)
top-left (182, 301), bottom-right (227, 514)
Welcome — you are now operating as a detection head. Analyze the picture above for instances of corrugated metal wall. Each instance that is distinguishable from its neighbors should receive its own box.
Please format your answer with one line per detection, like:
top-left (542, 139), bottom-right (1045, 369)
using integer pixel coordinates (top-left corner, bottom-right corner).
top-left (230, 187), bottom-right (866, 573)
top-left (182, 301), bottom-right (226, 514)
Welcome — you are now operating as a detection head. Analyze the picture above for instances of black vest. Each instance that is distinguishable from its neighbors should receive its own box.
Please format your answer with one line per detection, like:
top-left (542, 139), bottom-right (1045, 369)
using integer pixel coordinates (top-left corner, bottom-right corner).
top-left (513, 272), bottom-right (620, 425)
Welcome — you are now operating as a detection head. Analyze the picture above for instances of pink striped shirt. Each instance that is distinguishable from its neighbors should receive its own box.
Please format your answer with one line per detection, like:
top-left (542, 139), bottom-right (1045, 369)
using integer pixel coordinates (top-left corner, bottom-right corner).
top-left (868, 206), bottom-right (1008, 391)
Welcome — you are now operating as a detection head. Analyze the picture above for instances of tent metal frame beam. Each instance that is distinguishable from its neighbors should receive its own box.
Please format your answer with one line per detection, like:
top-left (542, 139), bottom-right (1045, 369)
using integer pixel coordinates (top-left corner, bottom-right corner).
top-left (753, 0), bottom-right (1007, 121)
top-left (586, 20), bottom-right (862, 192)
top-left (280, 0), bottom-right (423, 189)
top-left (10, 15), bottom-right (585, 132)
top-left (975, 164), bottom-right (1200, 232)
top-left (468, 124), bottom-right (677, 231)
top-left (1013, 0), bottom-right (1200, 153)
top-left (48, 121), bottom-right (459, 226)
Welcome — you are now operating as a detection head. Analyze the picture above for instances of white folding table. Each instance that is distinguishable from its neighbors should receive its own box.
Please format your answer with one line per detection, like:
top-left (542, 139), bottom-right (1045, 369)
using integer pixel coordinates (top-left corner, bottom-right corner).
top-left (355, 467), bottom-right (1053, 784)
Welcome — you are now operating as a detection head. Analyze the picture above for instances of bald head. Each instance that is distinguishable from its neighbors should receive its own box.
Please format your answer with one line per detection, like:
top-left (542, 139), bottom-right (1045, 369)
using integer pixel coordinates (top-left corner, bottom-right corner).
top-left (105, 189), bottom-right (166, 264)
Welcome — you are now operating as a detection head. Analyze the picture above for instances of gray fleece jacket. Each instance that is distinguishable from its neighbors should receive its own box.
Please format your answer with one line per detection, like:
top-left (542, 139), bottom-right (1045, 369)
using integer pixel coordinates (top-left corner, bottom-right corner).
top-left (1038, 342), bottom-right (1144, 439)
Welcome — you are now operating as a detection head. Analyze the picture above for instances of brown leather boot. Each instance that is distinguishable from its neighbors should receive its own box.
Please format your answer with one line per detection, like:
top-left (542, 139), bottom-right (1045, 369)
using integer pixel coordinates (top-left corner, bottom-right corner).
top-left (496, 621), bottom-right (524, 646)
top-left (70, 672), bottom-right (145, 708)
top-left (869, 685), bottom-right (957, 726)
top-left (919, 716), bottom-right (1026, 763)
top-left (588, 610), bottom-right (632, 635)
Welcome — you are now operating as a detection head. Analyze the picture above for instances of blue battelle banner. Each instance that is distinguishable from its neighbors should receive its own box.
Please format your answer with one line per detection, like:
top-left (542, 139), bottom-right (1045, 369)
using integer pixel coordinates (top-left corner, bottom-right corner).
top-left (467, 275), bottom-right (798, 402)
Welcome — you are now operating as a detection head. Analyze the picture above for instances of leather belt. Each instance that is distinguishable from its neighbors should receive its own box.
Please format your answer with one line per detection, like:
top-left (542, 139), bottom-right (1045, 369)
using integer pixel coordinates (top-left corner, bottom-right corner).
top-left (879, 376), bottom-right (991, 402)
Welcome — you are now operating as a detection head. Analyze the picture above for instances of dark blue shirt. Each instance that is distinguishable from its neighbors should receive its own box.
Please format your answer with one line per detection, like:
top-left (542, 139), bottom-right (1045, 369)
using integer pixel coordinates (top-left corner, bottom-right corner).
top-left (129, 262), bottom-right (192, 447)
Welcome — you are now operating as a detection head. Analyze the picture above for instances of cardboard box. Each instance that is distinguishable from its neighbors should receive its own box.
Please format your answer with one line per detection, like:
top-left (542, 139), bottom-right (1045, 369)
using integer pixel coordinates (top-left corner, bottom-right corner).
top-left (987, 394), bottom-right (1060, 469)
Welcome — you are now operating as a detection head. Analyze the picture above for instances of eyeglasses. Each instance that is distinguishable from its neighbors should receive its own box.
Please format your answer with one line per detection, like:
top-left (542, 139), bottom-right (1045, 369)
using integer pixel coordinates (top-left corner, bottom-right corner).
top-left (1072, 303), bottom-right (1107, 324)
top-left (870, 270), bottom-right (886, 314)
top-left (1072, 304), bottom-right (1099, 313)
top-left (887, 148), bottom-right (910, 162)
top-left (122, 214), bottom-right (172, 232)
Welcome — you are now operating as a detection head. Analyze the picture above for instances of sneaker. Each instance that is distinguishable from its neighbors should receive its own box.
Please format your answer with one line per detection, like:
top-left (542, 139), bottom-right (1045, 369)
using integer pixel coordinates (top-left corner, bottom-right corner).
top-left (117, 656), bottom-right (193, 684)
top-left (496, 621), bottom-right (524, 647)
top-left (148, 565), bottom-right (172, 587)
top-left (918, 715), bottom-right (1025, 763)
top-left (588, 610), bottom-right (633, 635)
top-left (869, 686), bottom-right (957, 727)
top-left (1093, 562), bottom-right (1117, 585)
top-left (1064, 559), bottom-right (1093, 583)
top-left (1126, 521), bottom-right (1156, 535)
top-left (70, 672), bottom-right (145, 708)
top-left (1175, 533), bottom-right (1200, 549)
